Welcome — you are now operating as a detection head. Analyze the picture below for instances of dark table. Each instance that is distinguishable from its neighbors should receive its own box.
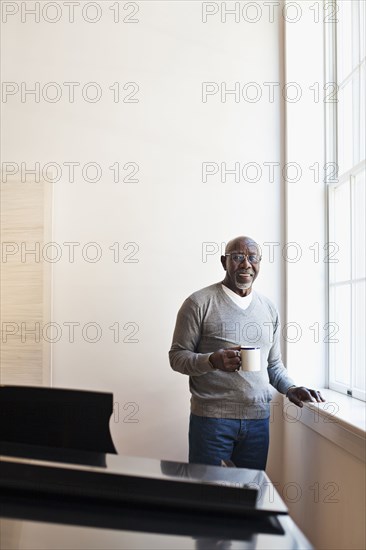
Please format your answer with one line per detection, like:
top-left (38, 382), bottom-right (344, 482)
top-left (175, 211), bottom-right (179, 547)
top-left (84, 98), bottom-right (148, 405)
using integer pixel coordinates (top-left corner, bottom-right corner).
top-left (0, 444), bottom-right (313, 550)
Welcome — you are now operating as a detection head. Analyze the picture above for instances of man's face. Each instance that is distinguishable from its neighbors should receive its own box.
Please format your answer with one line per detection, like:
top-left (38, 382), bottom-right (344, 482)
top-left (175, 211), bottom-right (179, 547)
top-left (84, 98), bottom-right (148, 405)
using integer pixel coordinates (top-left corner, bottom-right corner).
top-left (221, 238), bottom-right (261, 296)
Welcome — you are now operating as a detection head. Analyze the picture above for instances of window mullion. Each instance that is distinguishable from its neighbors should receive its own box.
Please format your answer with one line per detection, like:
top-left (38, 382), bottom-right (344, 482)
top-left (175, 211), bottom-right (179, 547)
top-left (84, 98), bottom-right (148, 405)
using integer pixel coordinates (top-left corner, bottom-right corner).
top-left (350, 175), bottom-right (354, 394)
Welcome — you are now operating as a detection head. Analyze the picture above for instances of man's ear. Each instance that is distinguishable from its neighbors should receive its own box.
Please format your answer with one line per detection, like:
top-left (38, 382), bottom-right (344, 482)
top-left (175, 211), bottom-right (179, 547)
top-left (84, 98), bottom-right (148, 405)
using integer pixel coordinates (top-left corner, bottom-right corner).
top-left (220, 255), bottom-right (227, 270)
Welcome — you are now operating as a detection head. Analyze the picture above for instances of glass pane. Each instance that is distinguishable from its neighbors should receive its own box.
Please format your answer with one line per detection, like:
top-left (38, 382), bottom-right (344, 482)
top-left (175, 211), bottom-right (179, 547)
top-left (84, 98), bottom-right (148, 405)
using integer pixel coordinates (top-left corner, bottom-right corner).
top-left (331, 181), bottom-right (351, 282)
top-left (359, 0), bottom-right (366, 63)
top-left (353, 170), bottom-right (366, 279)
top-left (337, 0), bottom-right (354, 83)
top-left (360, 63), bottom-right (365, 163)
top-left (337, 78), bottom-right (354, 175)
top-left (353, 280), bottom-right (366, 392)
top-left (330, 284), bottom-right (351, 387)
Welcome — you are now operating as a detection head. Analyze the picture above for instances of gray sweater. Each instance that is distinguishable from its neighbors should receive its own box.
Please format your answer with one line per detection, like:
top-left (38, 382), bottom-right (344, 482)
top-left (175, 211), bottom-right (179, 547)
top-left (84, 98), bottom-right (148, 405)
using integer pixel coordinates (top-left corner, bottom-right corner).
top-left (169, 283), bottom-right (295, 419)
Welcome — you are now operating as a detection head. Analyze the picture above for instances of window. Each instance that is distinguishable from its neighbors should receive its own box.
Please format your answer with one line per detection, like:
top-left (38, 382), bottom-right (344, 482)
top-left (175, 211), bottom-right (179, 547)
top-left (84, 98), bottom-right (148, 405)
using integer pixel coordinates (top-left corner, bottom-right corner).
top-left (326, 0), bottom-right (366, 401)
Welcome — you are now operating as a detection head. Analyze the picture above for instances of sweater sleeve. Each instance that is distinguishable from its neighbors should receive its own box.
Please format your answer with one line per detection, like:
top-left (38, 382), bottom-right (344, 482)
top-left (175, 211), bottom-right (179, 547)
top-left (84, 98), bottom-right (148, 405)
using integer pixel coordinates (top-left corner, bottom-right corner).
top-left (267, 312), bottom-right (296, 394)
top-left (169, 297), bottom-right (213, 376)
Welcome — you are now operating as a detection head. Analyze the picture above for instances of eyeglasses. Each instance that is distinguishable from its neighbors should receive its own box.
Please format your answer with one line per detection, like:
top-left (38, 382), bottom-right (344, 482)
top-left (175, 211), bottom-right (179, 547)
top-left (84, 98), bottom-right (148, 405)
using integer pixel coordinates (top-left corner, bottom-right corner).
top-left (225, 253), bottom-right (262, 264)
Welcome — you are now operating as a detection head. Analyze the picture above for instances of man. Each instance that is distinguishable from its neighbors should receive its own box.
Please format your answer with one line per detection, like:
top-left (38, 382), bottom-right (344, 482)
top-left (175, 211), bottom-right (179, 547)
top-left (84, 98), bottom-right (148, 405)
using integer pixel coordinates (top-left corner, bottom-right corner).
top-left (169, 236), bottom-right (325, 470)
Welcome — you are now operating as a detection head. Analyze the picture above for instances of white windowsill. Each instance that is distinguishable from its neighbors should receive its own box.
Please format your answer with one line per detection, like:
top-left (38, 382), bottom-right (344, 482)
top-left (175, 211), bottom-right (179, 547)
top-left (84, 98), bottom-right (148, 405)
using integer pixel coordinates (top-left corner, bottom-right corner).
top-left (285, 389), bottom-right (366, 463)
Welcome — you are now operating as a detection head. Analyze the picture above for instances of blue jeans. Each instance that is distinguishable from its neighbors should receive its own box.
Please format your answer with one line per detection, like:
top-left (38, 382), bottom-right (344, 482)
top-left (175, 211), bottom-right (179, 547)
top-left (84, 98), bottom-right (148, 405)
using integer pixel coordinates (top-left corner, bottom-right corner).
top-left (189, 414), bottom-right (269, 470)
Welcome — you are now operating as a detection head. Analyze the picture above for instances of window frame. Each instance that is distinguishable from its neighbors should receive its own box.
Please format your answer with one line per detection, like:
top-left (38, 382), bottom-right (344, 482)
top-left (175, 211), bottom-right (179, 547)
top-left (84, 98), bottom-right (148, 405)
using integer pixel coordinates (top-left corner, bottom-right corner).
top-left (325, 0), bottom-right (366, 402)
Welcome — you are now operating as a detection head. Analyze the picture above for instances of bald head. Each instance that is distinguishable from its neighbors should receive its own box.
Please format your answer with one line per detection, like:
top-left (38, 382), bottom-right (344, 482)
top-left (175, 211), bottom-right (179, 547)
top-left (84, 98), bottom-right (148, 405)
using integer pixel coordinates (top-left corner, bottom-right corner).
top-left (225, 236), bottom-right (260, 255)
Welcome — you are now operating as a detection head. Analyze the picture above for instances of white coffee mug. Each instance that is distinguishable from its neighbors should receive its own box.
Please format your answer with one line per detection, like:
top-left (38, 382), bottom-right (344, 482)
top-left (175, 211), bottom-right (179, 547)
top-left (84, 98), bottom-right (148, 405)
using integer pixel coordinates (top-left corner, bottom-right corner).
top-left (240, 346), bottom-right (261, 372)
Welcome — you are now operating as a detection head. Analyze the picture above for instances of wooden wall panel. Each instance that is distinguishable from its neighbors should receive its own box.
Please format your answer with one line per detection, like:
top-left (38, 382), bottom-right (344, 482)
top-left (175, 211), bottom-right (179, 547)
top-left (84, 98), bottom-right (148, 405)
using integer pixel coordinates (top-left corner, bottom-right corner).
top-left (1, 178), bottom-right (52, 386)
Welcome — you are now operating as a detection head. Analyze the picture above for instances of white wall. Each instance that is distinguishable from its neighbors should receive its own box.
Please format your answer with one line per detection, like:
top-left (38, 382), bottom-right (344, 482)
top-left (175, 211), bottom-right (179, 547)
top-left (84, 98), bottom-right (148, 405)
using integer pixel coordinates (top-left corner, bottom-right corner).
top-left (2, 1), bottom-right (286, 462)
top-left (283, 418), bottom-right (365, 550)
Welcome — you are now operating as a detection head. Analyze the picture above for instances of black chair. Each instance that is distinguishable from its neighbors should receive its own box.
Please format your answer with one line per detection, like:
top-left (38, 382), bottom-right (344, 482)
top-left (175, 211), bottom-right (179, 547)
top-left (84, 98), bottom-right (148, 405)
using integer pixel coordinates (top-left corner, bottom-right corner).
top-left (0, 385), bottom-right (117, 455)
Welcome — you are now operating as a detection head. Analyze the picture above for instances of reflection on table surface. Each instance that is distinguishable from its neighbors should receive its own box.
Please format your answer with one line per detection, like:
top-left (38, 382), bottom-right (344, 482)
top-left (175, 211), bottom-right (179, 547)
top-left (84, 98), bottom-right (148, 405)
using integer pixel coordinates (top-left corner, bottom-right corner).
top-left (160, 459), bottom-right (287, 515)
top-left (2, 448), bottom-right (287, 515)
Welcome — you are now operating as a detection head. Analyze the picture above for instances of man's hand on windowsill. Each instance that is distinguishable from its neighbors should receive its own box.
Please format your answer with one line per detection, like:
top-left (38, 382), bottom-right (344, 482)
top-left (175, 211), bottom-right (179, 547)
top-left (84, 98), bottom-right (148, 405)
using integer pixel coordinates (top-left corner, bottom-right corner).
top-left (286, 386), bottom-right (326, 408)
